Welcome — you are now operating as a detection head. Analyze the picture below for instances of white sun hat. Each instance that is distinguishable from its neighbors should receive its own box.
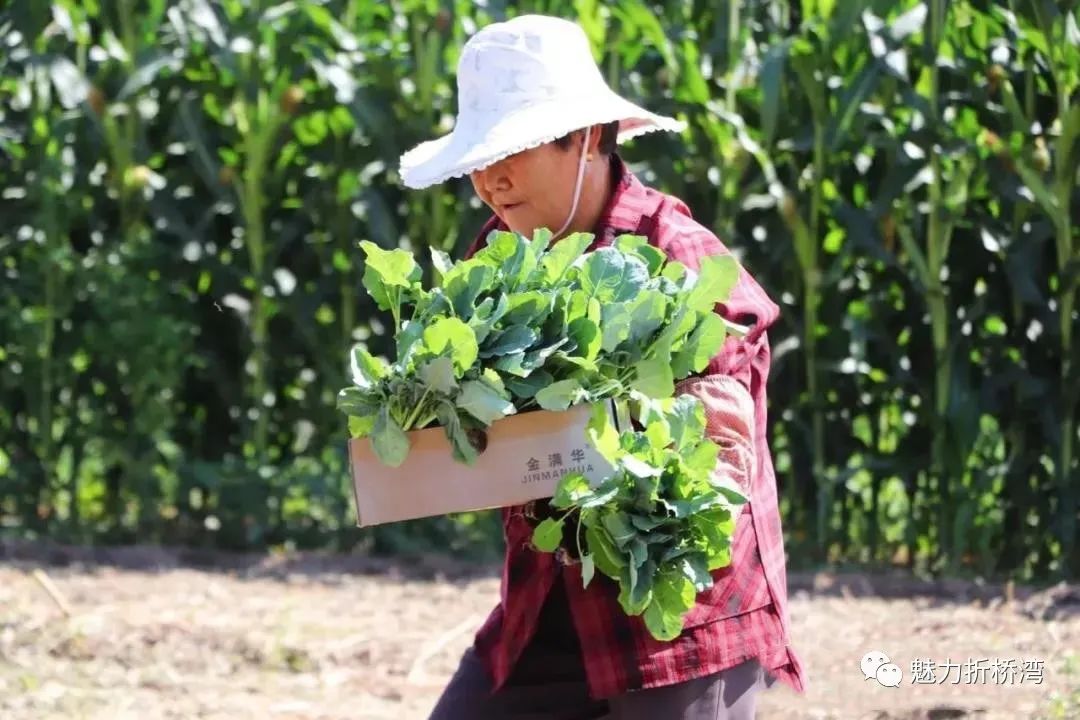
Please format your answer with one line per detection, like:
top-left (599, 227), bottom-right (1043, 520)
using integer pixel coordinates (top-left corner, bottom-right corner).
top-left (398, 14), bottom-right (686, 190)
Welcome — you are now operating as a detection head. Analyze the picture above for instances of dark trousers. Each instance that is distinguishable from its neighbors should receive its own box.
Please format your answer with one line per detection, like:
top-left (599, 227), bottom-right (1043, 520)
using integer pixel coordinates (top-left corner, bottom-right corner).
top-left (428, 581), bottom-right (773, 720)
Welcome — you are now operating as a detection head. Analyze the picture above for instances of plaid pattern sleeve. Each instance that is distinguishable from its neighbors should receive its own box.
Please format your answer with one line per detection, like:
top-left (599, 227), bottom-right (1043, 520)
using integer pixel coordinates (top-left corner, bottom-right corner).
top-left (463, 156), bottom-right (806, 700)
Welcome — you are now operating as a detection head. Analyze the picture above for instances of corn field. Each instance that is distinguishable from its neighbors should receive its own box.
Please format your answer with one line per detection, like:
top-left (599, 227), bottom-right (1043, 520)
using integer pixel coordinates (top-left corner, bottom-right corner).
top-left (0, 0), bottom-right (1077, 580)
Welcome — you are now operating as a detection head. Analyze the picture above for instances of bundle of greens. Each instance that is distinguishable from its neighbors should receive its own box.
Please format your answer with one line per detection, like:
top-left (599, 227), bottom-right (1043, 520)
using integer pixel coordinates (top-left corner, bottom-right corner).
top-left (337, 228), bottom-right (748, 640)
top-left (336, 229), bottom-right (740, 467)
top-left (531, 398), bottom-right (748, 641)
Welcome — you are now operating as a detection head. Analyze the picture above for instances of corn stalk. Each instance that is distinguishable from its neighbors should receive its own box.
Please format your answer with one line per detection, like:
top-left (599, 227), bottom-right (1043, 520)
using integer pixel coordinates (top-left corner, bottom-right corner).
top-left (1002, 0), bottom-right (1080, 573)
top-left (31, 90), bottom-right (61, 533)
top-left (789, 42), bottom-right (828, 561)
top-left (924, 0), bottom-right (954, 567)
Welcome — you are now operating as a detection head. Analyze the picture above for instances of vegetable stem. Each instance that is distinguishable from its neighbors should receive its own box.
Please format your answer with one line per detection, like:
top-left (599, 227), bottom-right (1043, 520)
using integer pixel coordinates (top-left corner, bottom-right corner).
top-left (402, 387), bottom-right (433, 430)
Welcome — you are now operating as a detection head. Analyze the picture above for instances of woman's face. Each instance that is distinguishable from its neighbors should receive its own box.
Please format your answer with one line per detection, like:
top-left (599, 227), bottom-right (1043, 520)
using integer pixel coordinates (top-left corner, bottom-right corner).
top-left (469, 133), bottom-right (590, 236)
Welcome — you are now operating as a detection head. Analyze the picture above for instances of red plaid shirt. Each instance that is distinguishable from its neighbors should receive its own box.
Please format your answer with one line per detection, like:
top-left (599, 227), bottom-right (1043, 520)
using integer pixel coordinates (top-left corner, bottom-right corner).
top-left (463, 155), bottom-right (806, 700)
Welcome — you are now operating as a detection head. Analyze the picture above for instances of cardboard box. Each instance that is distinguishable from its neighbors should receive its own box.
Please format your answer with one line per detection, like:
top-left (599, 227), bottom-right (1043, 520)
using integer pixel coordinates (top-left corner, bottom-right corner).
top-left (348, 403), bottom-right (616, 527)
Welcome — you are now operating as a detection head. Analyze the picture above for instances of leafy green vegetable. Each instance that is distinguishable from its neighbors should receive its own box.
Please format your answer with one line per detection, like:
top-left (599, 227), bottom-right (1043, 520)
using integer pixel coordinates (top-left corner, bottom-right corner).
top-left (418, 356), bottom-right (458, 395)
top-left (534, 378), bottom-right (585, 411)
top-left (457, 379), bottom-right (515, 424)
top-left (422, 317), bottom-right (478, 374)
top-left (344, 229), bottom-right (747, 640)
top-left (359, 241), bottom-right (421, 327)
top-left (481, 325), bottom-right (538, 357)
top-left (539, 232), bottom-right (591, 284)
top-left (371, 406), bottom-right (409, 467)
top-left (532, 392), bottom-right (749, 641)
top-left (350, 347), bottom-right (389, 389)
top-left (685, 254), bottom-right (740, 312)
top-left (532, 517), bottom-right (564, 552)
top-left (341, 230), bottom-right (742, 469)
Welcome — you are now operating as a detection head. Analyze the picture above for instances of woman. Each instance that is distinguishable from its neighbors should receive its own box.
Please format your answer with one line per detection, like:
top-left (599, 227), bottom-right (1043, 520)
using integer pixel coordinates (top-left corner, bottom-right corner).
top-left (399, 14), bottom-right (806, 720)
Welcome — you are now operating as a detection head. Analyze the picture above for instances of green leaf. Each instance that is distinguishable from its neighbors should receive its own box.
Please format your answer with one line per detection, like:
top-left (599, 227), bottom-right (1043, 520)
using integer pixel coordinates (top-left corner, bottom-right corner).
top-left (503, 370), bottom-right (554, 399)
top-left (666, 396), bottom-right (707, 451)
top-left (665, 492), bottom-right (721, 518)
top-left (430, 247), bottom-right (454, 285)
top-left (502, 291), bottom-right (549, 326)
top-left (371, 406), bottom-right (410, 467)
top-left (600, 304), bottom-right (632, 351)
top-left (481, 368), bottom-right (507, 394)
top-left (685, 254), bottom-right (740, 312)
top-left (615, 234), bottom-right (666, 275)
top-left (567, 317), bottom-right (601, 360)
top-left (648, 307), bottom-right (697, 360)
top-left (442, 262), bottom-right (496, 318)
top-left (523, 338), bottom-right (569, 370)
top-left (660, 546), bottom-right (692, 563)
top-left (540, 232), bottom-right (592, 285)
top-left (423, 317), bottom-right (479, 374)
top-left (435, 401), bottom-right (479, 465)
top-left (642, 602), bottom-right (683, 640)
top-left (580, 248), bottom-right (649, 303)
top-left (629, 537), bottom-right (649, 568)
top-left (564, 289), bottom-right (590, 323)
top-left (618, 558), bottom-right (654, 615)
top-left (535, 379), bottom-right (585, 411)
top-left (586, 524), bottom-right (626, 577)
top-left (350, 346), bottom-right (389, 389)
top-left (643, 570), bottom-right (695, 641)
top-left (348, 414), bottom-right (376, 438)
top-left (360, 240), bottom-right (419, 289)
top-left (680, 554), bottom-right (714, 593)
top-left (625, 291), bottom-right (669, 346)
top-left (578, 482), bottom-right (621, 508)
top-left (710, 475), bottom-right (749, 505)
top-left (473, 230), bottom-right (521, 268)
top-left (630, 514), bottom-right (666, 532)
top-left (580, 553), bottom-right (596, 588)
top-left (493, 352), bottom-right (530, 377)
top-left (671, 313), bottom-right (727, 378)
top-left (602, 511), bottom-right (637, 548)
top-left (481, 325), bottom-right (537, 358)
top-left (337, 387), bottom-right (381, 417)
top-left (683, 441), bottom-right (721, 482)
top-left (759, 40), bottom-right (789, 147)
top-left (457, 380), bottom-right (515, 424)
top-left (396, 320), bottom-right (425, 364)
top-left (531, 227), bottom-right (555, 255)
top-left (645, 417), bottom-right (673, 450)
top-left (532, 517), bottom-right (565, 552)
top-left (587, 403), bottom-right (623, 464)
top-left (661, 261), bottom-right (688, 285)
top-left (469, 294), bottom-right (507, 344)
top-left (621, 455), bottom-right (663, 479)
top-left (692, 509), bottom-right (735, 570)
top-left (552, 473), bottom-right (593, 509)
top-left (632, 356), bottom-right (675, 398)
top-left (418, 356), bottom-right (458, 395)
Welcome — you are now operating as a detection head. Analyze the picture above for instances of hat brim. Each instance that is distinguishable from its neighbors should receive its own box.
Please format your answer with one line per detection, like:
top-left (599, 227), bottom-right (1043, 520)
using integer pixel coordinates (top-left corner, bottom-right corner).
top-left (398, 91), bottom-right (685, 190)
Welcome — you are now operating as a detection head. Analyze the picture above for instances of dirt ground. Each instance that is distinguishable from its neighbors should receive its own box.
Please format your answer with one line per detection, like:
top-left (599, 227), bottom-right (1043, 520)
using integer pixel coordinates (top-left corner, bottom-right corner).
top-left (1, 542), bottom-right (1078, 720)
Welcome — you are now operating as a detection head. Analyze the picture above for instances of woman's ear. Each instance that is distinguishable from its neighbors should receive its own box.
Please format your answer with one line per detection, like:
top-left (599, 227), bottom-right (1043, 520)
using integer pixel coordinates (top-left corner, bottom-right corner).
top-left (584, 124), bottom-right (604, 154)
top-left (582, 124), bottom-right (604, 161)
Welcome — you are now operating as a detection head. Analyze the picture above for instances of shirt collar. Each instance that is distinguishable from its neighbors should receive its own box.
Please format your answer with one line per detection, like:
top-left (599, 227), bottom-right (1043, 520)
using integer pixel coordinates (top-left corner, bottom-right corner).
top-left (589, 153), bottom-right (658, 246)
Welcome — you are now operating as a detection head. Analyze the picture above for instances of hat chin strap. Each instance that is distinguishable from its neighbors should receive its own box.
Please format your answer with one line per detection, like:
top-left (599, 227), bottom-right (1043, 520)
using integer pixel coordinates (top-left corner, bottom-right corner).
top-left (552, 124), bottom-right (592, 239)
